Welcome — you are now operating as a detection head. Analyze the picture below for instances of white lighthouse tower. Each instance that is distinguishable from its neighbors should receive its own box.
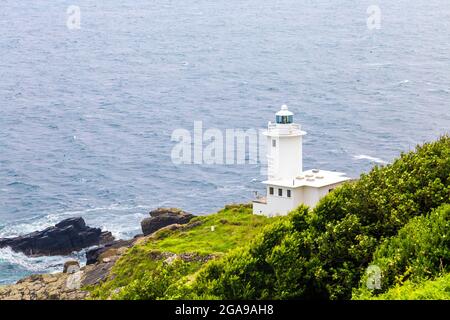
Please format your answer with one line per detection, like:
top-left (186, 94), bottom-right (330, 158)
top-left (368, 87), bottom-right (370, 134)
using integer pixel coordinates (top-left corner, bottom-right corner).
top-left (266, 105), bottom-right (305, 180)
top-left (253, 105), bottom-right (350, 216)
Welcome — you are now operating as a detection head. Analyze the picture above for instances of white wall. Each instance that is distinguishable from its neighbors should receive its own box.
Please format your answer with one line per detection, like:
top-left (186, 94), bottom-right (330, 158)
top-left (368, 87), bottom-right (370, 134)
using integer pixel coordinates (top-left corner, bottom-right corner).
top-left (267, 135), bottom-right (302, 179)
top-left (253, 185), bottom-right (296, 216)
top-left (253, 201), bottom-right (268, 215)
top-left (253, 182), bottom-right (345, 216)
top-left (303, 182), bottom-right (343, 208)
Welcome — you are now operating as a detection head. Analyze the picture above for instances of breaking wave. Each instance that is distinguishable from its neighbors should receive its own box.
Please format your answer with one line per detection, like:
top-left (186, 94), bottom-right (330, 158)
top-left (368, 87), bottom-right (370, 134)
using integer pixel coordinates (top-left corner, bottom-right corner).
top-left (0, 247), bottom-right (86, 273)
top-left (353, 155), bottom-right (389, 165)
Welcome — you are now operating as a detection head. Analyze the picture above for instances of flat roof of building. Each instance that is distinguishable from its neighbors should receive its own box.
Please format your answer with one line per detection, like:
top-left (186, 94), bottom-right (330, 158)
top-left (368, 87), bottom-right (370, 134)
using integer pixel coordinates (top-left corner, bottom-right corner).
top-left (263, 169), bottom-right (351, 188)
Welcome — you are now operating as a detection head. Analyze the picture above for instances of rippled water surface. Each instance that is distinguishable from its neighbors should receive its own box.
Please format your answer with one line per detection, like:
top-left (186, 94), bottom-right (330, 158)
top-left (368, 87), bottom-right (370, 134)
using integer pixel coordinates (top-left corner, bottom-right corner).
top-left (0, 0), bottom-right (449, 284)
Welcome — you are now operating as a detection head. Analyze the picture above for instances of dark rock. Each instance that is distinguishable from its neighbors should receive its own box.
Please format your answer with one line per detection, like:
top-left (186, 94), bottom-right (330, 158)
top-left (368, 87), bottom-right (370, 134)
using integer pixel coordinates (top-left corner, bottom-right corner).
top-left (182, 220), bottom-right (203, 230)
top-left (81, 261), bottom-right (115, 286)
top-left (147, 251), bottom-right (217, 264)
top-left (56, 217), bottom-right (86, 229)
top-left (140, 208), bottom-right (195, 236)
top-left (16, 274), bottom-right (43, 284)
top-left (63, 260), bottom-right (80, 274)
top-left (99, 231), bottom-right (115, 244)
top-left (0, 217), bottom-right (114, 257)
top-left (86, 239), bottom-right (134, 265)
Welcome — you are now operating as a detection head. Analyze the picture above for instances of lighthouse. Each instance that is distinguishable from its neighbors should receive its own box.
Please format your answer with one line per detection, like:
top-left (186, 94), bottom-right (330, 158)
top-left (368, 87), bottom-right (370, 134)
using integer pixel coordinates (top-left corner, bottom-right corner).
top-left (253, 105), bottom-right (350, 216)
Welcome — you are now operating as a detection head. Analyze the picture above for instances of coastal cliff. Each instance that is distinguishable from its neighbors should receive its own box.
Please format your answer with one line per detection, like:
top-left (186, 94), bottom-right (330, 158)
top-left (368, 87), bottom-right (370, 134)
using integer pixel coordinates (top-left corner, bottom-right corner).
top-left (0, 204), bottom-right (269, 300)
top-left (0, 136), bottom-right (449, 300)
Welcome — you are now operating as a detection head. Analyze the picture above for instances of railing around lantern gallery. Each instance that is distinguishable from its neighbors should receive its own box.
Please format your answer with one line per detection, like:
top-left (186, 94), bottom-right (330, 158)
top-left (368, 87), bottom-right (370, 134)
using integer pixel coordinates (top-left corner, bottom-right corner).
top-left (267, 122), bottom-right (300, 134)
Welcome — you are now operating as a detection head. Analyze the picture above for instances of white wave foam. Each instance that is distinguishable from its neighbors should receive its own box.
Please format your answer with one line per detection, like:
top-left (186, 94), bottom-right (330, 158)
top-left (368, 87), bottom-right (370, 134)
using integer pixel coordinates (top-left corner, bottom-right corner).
top-left (0, 247), bottom-right (86, 274)
top-left (353, 154), bottom-right (389, 165)
top-left (216, 185), bottom-right (248, 192)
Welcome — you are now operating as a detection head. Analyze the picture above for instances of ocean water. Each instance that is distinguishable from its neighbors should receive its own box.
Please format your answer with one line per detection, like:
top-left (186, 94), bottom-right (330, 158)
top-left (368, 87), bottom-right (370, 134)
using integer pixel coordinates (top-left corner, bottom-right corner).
top-left (0, 0), bottom-right (449, 285)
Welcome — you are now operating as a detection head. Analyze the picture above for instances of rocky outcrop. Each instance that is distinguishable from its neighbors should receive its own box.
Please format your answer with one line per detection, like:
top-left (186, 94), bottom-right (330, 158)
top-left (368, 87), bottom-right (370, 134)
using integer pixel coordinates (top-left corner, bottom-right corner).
top-left (86, 238), bottom-right (138, 265)
top-left (86, 208), bottom-right (195, 265)
top-left (140, 208), bottom-right (194, 236)
top-left (63, 260), bottom-right (80, 274)
top-left (0, 216), bottom-right (217, 300)
top-left (0, 208), bottom-right (207, 300)
top-left (150, 251), bottom-right (218, 265)
top-left (0, 247), bottom-right (217, 300)
top-left (0, 245), bottom-right (130, 300)
top-left (0, 217), bottom-right (114, 256)
top-left (0, 273), bottom-right (89, 300)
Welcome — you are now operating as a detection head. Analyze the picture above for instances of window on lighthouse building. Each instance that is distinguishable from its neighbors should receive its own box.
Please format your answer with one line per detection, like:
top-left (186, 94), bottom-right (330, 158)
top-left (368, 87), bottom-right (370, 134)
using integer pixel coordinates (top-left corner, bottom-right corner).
top-left (269, 187), bottom-right (274, 195)
top-left (278, 188), bottom-right (283, 196)
top-left (287, 190), bottom-right (291, 197)
top-left (272, 139), bottom-right (276, 147)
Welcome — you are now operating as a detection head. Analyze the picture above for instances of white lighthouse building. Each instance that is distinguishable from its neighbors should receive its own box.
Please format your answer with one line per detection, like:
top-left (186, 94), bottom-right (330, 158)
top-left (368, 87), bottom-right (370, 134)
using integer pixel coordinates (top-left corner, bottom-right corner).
top-left (253, 105), bottom-right (350, 216)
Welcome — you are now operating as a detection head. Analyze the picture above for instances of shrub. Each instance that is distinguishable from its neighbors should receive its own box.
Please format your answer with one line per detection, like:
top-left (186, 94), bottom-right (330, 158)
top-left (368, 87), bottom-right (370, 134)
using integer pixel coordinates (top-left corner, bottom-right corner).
top-left (353, 204), bottom-right (450, 298)
top-left (355, 272), bottom-right (450, 300)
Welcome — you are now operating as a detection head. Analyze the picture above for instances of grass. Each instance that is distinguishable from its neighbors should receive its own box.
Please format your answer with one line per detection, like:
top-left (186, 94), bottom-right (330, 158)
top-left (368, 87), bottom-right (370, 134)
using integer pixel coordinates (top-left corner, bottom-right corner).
top-left (145, 204), bottom-right (271, 254)
top-left (87, 204), bottom-right (276, 299)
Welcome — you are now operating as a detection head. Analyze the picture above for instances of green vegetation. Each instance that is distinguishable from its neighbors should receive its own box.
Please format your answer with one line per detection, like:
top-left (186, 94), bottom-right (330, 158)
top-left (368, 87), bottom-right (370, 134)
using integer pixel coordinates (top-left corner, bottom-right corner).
top-left (353, 204), bottom-right (450, 299)
top-left (173, 135), bottom-right (449, 300)
top-left (141, 204), bottom-right (273, 254)
top-left (89, 135), bottom-right (450, 300)
top-left (88, 204), bottom-right (276, 299)
top-left (357, 273), bottom-right (450, 300)
top-left (172, 205), bottom-right (318, 299)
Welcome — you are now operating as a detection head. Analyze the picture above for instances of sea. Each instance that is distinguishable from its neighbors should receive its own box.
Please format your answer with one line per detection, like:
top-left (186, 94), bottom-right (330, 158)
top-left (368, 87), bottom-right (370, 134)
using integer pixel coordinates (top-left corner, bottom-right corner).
top-left (0, 0), bottom-right (449, 285)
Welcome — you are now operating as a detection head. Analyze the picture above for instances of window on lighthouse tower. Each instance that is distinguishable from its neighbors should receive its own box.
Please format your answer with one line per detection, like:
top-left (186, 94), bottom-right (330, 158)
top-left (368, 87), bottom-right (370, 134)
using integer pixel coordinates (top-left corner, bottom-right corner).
top-left (276, 115), bottom-right (293, 124)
